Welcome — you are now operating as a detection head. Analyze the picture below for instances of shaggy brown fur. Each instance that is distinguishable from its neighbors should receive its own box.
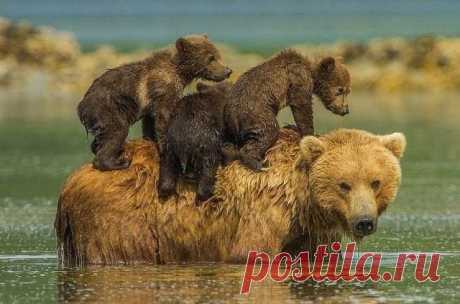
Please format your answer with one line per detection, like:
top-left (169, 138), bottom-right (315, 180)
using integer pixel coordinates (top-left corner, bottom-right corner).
top-left (224, 49), bottom-right (351, 170)
top-left (77, 34), bottom-right (232, 171)
top-left (158, 82), bottom-right (233, 202)
top-left (55, 128), bottom-right (405, 266)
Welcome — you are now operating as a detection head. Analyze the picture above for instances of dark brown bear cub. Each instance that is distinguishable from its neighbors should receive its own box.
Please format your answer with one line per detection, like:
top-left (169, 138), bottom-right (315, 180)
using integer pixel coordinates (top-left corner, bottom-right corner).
top-left (77, 34), bottom-right (232, 171)
top-left (224, 49), bottom-right (351, 171)
top-left (158, 82), bottom-right (233, 203)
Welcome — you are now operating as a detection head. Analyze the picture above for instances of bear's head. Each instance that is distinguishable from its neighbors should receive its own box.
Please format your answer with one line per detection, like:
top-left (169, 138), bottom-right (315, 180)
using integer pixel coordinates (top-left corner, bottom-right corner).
top-left (176, 34), bottom-right (232, 82)
top-left (313, 57), bottom-right (351, 116)
top-left (298, 129), bottom-right (406, 240)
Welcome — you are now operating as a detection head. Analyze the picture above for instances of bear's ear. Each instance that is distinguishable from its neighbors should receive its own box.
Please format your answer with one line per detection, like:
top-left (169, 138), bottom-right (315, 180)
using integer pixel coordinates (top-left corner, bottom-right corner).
top-left (202, 33), bottom-right (209, 39)
top-left (176, 37), bottom-right (190, 53)
top-left (296, 136), bottom-right (326, 170)
top-left (380, 132), bottom-right (407, 159)
top-left (196, 82), bottom-right (210, 93)
top-left (319, 57), bottom-right (336, 74)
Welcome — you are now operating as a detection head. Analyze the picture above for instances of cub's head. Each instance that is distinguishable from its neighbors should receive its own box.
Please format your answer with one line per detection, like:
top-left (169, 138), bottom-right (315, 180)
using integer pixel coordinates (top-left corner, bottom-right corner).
top-left (313, 57), bottom-right (351, 116)
top-left (298, 129), bottom-right (406, 239)
top-left (176, 34), bottom-right (232, 82)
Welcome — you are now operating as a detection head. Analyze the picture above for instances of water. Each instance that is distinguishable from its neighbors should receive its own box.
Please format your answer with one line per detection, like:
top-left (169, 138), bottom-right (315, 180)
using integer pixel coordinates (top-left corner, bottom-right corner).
top-left (2, 2), bottom-right (460, 301)
top-left (3, 0), bottom-right (460, 52)
top-left (0, 92), bottom-right (459, 303)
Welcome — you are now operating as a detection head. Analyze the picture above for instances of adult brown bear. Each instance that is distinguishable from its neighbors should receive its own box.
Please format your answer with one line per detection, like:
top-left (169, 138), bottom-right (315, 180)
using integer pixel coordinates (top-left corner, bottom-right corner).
top-left (55, 128), bottom-right (406, 266)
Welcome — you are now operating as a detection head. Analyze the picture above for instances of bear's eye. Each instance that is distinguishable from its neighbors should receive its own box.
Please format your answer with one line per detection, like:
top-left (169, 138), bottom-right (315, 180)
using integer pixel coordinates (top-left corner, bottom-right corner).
top-left (336, 87), bottom-right (345, 96)
top-left (208, 55), bottom-right (216, 63)
top-left (371, 180), bottom-right (381, 191)
top-left (339, 182), bottom-right (351, 192)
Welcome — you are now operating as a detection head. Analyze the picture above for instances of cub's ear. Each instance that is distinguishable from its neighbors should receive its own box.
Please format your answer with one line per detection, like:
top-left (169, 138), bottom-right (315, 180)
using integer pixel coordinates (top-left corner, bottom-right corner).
top-left (380, 132), bottom-right (407, 159)
top-left (296, 136), bottom-right (326, 170)
top-left (319, 57), bottom-right (336, 74)
top-left (196, 82), bottom-right (210, 93)
top-left (202, 33), bottom-right (209, 39)
top-left (176, 37), bottom-right (190, 53)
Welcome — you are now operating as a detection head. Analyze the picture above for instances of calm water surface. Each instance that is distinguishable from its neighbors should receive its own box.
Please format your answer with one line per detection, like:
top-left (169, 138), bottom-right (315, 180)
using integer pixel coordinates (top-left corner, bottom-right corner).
top-left (0, 93), bottom-right (459, 303)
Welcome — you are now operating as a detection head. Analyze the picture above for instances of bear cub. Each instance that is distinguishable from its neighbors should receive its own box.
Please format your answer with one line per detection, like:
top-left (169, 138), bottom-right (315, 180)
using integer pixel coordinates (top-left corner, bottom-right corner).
top-left (77, 34), bottom-right (232, 171)
top-left (224, 49), bottom-right (351, 171)
top-left (159, 82), bottom-right (234, 203)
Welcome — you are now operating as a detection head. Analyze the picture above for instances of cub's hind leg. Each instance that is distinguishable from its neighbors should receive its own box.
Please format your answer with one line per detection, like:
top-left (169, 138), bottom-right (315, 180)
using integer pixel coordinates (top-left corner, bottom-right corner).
top-left (196, 155), bottom-right (220, 204)
top-left (158, 146), bottom-right (180, 200)
top-left (142, 114), bottom-right (157, 141)
top-left (238, 116), bottom-right (279, 171)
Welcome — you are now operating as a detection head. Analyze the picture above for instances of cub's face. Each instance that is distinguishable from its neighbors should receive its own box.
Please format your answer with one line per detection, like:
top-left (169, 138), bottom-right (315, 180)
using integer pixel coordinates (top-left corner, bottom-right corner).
top-left (314, 57), bottom-right (351, 116)
top-left (298, 130), bottom-right (406, 239)
top-left (176, 34), bottom-right (232, 82)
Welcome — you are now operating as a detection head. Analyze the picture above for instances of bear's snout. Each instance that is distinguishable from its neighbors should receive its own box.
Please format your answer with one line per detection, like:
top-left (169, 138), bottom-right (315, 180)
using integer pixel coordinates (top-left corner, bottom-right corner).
top-left (340, 105), bottom-right (349, 116)
top-left (223, 67), bottom-right (233, 78)
top-left (202, 64), bottom-right (232, 81)
top-left (352, 216), bottom-right (377, 237)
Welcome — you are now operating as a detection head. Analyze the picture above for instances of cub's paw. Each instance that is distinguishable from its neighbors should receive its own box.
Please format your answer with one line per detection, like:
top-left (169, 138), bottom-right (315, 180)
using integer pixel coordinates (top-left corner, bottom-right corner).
top-left (196, 193), bottom-right (212, 204)
top-left (196, 183), bottom-right (214, 205)
top-left (158, 183), bottom-right (176, 201)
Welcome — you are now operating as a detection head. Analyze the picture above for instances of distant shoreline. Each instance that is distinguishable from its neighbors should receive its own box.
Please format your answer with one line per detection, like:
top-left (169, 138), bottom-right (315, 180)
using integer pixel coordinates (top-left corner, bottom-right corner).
top-left (4, 0), bottom-right (460, 51)
top-left (1, 17), bottom-right (460, 104)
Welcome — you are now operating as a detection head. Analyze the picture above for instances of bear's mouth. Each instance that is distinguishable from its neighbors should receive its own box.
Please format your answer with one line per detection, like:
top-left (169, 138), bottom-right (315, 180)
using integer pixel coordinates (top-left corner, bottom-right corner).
top-left (326, 103), bottom-right (349, 116)
top-left (201, 72), bottom-right (230, 82)
top-left (199, 66), bottom-right (232, 82)
top-left (204, 74), bottom-right (228, 82)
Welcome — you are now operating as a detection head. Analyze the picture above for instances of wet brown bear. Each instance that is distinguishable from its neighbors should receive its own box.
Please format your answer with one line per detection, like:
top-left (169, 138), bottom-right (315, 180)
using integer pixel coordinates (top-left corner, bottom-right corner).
top-left (55, 128), bottom-right (406, 265)
top-left (224, 49), bottom-right (351, 170)
top-left (77, 34), bottom-right (232, 171)
top-left (159, 82), bottom-right (233, 202)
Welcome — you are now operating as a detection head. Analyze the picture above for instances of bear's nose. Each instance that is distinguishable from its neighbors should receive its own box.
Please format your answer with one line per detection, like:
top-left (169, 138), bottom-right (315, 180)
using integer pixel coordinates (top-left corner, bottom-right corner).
top-left (224, 67), bottom-right (232, 77)
top-left (353, 217), bottom-right (376, 236)
top-left (341, 105), bottom-right (349, 116)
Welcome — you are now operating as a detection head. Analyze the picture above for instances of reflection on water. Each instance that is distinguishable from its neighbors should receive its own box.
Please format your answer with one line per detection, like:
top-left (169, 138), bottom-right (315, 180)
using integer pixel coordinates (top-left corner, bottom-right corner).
top-left (0, 92), bottom-right (459, 303)
top-left (0, 251), bottom-right (458, 303)
top-left (55, 260), bottom-right (448, 303)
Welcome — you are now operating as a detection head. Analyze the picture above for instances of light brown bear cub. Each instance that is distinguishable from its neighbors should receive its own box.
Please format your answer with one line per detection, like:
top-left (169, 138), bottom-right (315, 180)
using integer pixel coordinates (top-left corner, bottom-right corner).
top-left (224, 49), bottom-right (351, 171)
top-left (77, 34), bottom-right (232, 171)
